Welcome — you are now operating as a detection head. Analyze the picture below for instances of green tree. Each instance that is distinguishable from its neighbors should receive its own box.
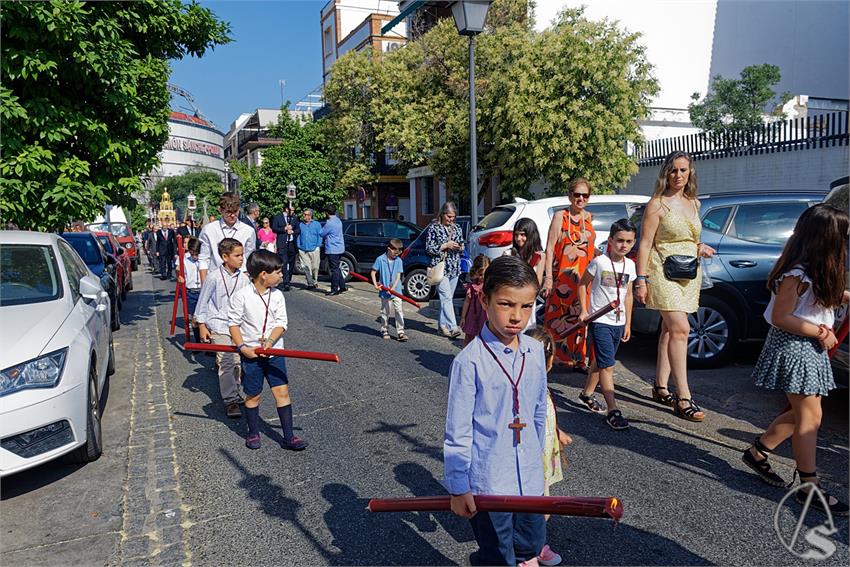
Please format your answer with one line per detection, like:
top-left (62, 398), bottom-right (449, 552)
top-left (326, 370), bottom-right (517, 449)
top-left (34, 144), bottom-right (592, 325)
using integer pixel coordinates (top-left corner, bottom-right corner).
top-left (322, 2), bottom-right (657, 201)
top-left (688, 63), bottom-right (790, 147)
top-left (0, 1), bottom-right (230, 231)
top-left (149, 170), bottom-right (224, 220)
top-left (234, 111), bottom-right (343, 219)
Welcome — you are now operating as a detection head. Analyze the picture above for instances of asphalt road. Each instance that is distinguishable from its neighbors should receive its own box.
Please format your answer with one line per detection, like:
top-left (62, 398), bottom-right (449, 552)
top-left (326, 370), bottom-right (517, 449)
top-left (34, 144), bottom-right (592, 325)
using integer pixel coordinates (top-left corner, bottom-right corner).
top-left (2, 262), bottom-right (848, 566)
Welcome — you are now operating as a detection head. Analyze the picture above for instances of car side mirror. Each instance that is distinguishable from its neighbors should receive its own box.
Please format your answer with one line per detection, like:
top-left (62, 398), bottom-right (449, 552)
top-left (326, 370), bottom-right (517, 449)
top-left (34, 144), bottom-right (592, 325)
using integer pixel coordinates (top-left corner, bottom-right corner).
top-left (116, 247), bottom-right (125, 256)
top-left (105, 254), bottom-right (116, 266)
top-left (80, 274), bottom-right (103, 301)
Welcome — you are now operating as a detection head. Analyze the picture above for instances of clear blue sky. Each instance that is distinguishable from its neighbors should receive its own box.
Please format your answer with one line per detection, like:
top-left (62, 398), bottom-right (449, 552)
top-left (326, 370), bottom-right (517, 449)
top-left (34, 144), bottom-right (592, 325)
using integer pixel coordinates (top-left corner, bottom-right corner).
top-left (168, 1), bottom-right (325, 133)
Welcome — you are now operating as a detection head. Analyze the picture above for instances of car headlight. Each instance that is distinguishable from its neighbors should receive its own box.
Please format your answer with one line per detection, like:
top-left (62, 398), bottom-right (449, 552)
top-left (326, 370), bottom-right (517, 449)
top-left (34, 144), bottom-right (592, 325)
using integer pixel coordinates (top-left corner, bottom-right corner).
top-left (124, 243), bottom-right (132, 249)
top-left (0, 348), bottom-right (68, 397)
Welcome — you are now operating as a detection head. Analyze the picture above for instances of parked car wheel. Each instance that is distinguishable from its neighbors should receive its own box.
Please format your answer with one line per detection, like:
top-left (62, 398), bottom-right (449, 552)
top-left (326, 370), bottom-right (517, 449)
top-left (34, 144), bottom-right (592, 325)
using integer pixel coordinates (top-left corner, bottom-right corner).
top-left (339, 256), bottom-right (353, 282)
top-left (131, 258), bottom-right (138, 272)
top-left (404, 269), bottom-right (432, 302)
top-left (120, 280), bottom-right (127, 301)
top-left (106, 334), bottom-right (115, 377)
top-left (687, 294), bottom-right (739, 368)
top-left (127, 273), bottom-right (133, 291)
top-left (65, 364), bottom-right (103, 464)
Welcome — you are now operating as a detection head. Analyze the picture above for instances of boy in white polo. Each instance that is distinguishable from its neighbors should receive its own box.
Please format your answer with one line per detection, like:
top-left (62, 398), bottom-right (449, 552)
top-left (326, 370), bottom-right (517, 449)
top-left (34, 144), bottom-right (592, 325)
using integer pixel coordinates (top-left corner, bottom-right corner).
top-left (228, 250), bottom-right (308, 451)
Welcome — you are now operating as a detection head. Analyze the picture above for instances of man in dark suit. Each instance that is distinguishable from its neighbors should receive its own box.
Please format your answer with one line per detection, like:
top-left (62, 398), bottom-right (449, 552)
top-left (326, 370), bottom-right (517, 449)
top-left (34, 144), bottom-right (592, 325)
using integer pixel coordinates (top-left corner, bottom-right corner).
top-left (241, 203), bottom-right (262, 249)
top-left (271, 205), bottom-right (300, 291)
top-left (177, 218), bottom-right (200, 240)
top-left (155, 221), bottom-right (177, 280)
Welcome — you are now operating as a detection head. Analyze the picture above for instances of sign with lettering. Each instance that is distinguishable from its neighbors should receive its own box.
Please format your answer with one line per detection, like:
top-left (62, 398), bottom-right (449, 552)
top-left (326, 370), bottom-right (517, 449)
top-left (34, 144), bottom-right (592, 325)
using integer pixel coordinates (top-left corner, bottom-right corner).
top-left (164, 137), bottom-right (223, 157)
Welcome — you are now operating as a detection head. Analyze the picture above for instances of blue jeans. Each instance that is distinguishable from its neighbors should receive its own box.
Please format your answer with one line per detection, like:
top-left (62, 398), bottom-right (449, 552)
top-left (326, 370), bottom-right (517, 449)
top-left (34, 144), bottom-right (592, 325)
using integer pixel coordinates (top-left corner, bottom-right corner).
top-left (469, 511), bottom-right (546, 565)
top-left (437, 275), bottom-right (459, 331)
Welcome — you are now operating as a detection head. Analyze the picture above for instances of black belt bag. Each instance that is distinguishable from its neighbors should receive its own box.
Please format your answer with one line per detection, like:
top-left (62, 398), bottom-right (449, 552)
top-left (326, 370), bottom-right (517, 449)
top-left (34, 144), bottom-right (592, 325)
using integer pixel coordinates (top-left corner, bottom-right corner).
top-left (662, 255), bottom-right (698, 281)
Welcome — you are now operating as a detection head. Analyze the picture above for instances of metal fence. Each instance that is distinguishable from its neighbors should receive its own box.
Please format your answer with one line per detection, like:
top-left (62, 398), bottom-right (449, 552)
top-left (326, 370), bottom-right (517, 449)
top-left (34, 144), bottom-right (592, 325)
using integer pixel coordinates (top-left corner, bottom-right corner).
top-left (636, 111), bottom-right (849, 167)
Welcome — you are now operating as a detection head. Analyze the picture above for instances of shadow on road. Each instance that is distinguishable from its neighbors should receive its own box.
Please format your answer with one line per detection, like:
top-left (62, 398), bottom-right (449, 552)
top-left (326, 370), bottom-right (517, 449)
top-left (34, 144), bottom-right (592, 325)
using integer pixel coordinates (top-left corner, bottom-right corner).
top-left (410, 349), bottom-right (455, 375)
top-left (393, 462), bottom-right (475, 544)
top-left (365, 421), bottom-right (442, 463)
top-left (322, 482), bottom-right (456, 565)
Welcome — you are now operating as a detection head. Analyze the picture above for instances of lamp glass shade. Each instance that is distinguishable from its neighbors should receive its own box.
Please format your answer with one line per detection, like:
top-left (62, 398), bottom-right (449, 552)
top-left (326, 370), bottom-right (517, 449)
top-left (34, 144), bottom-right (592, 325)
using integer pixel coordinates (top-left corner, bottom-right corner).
top-left (187, 193), bottom-right (196, 210)
top-left (451, 0), bottom-right (491, 36)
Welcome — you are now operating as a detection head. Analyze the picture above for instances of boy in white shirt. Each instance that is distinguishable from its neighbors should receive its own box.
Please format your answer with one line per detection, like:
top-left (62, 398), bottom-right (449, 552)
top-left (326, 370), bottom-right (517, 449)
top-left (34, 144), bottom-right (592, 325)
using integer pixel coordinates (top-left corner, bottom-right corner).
top-left (576, 219), bottom-right (637, 430)
top-left (196, 238), bottom-right (250, 419)
top-left (178, 237), bottom-right (203, 343)
top-left (228, 250), bottom-right (308, 451)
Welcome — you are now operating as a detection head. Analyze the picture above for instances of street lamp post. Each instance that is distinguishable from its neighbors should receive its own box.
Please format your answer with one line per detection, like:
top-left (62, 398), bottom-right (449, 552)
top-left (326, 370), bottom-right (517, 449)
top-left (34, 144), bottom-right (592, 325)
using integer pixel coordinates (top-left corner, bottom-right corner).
top-left (451, 0), bottom-right (491, 226)
top-left (224, 162), bottom-right (231, 194)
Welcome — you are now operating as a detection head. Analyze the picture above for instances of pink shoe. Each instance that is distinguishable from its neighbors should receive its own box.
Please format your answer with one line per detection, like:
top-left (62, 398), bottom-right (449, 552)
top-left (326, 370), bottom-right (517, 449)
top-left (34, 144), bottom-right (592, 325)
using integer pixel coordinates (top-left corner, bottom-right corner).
top-left (519, 558), bottom-right (539, 567)
top-left (537, 544), bottom-right (562, 566)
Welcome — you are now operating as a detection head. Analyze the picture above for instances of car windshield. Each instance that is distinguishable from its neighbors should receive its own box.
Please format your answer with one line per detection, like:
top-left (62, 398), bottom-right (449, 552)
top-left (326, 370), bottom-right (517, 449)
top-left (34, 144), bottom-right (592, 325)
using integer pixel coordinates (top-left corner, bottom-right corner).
top-left (88, 222), bottom-right (130, 238)
top-left (0, 244), bottom-right (62, 306)
top-left (67, 237), bottom-right (102, 265)
top-left (473, 206), bottom-right (515, 231)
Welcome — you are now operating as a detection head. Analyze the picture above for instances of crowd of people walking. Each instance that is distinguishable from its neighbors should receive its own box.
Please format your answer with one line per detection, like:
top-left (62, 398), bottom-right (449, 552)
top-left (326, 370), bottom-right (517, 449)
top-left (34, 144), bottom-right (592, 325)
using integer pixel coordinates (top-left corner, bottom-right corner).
top-left (149, 149), bottom-right (847, 566)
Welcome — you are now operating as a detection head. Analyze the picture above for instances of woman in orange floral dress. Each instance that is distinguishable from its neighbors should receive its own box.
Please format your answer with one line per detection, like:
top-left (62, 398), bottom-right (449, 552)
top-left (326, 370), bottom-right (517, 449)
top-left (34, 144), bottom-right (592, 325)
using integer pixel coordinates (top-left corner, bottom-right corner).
top-left (542, 178), bottom-right (596, 369)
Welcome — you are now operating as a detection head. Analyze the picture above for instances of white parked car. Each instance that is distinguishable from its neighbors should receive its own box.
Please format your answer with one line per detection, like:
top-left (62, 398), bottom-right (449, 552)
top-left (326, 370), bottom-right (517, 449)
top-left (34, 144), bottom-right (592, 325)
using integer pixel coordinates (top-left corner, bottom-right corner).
top-left (0, 231), bottom-right (114, 477)
top-left (467, 194), bottom-right (650, 260)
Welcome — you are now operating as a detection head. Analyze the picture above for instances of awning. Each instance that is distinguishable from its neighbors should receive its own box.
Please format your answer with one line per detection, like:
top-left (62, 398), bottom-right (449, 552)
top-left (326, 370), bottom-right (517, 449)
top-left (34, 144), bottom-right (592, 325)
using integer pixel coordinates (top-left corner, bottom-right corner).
top-left (381, 0), bottom-right (425, 35)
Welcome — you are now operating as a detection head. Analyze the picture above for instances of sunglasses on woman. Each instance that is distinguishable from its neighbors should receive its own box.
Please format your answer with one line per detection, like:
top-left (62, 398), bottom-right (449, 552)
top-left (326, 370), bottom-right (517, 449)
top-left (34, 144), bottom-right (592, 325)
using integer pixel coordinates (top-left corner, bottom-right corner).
top-left (570, 192), bottom-right (590, 200)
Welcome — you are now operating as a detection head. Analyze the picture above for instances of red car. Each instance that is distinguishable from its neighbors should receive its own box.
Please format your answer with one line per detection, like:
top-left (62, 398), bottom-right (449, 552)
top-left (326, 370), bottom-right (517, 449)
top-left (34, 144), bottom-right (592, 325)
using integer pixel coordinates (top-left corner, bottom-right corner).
top-left (95, 231), bottom-right (133, 301)
top-left (88, 221), bottom-right (139, 271)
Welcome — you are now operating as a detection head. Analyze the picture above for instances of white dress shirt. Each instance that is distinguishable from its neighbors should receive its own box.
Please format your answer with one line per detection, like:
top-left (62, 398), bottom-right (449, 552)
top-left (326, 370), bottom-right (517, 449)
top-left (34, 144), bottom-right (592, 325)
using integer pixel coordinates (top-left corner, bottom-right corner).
top-left (198, 219), bottom-right (257, 272)
top-left (195, 267), bottom-right (250, 334)
top-left (183, 253), bottom-right (202, 290)
top-left (228, 284), bottom-right (288, 349)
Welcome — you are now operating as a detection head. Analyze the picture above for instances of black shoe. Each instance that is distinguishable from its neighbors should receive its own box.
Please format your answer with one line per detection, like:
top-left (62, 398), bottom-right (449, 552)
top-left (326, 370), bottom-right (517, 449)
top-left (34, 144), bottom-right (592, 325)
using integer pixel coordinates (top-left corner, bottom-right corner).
top-left (283, 285), bottom-right (291, 292)
top-left (606, 409), bottom-right (629, 430)
top-left (226, 403), bottom-right (242, 419)
top-left (326, 290), bottom-right (340, 296)
top-left (339, 287), bottom-right (348, 293)
top-left (578, 392), bottom-right (606, 415)
top-left (795, 487), bottom-right (850, 516)
top-left (741, 444), bottom-right (786, 487)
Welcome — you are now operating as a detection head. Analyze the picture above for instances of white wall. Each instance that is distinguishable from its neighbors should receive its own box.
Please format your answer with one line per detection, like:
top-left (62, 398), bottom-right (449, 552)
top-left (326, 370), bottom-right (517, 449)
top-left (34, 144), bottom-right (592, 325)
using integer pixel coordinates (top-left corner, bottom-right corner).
top-left (337, 0), bottom-right (399, 39)
top-left (709, 0), bottom-right (849, 101)
top-left (621, 145), bottom-right (849, 196)
top-left (534, 0), bottom-right (717, 109)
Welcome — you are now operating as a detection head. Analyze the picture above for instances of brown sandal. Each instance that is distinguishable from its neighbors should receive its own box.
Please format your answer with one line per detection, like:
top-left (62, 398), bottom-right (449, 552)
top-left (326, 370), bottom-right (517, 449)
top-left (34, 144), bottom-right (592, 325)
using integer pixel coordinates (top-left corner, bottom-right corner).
top-left (674, 398), bottom-right (705, 422)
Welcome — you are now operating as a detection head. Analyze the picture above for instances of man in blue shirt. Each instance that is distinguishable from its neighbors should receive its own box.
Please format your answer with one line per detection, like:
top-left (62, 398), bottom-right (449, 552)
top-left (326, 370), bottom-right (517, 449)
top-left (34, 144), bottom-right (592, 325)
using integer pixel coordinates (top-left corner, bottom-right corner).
top-left (371, 238), bottom-right (407, 341)
top-left (297, 208), bottom-right (323, 290)
top-left (320, 204), bottom-right (347, 296)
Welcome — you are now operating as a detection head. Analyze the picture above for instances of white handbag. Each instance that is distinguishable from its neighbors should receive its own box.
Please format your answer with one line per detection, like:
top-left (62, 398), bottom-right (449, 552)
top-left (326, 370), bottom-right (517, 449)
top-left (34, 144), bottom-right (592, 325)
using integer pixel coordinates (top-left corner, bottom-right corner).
top-left (427, 256), bottom-right (445, 286)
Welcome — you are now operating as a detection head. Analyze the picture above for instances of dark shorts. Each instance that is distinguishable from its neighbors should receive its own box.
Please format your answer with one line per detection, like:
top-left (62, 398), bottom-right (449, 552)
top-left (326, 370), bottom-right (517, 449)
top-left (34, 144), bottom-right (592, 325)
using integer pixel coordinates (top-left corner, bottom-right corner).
top-left (589, 322), bottom-right (624, 369)
top-left (240, 355), bottom-right (288, 396)
top-left (186, 289), bottom-right (200, 317)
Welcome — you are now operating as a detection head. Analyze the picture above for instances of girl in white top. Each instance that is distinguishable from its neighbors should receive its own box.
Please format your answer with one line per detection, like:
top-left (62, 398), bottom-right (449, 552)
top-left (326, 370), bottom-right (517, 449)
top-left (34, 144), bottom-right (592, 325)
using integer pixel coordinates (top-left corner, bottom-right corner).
top-left (743, 204), bottom-right (849, 516)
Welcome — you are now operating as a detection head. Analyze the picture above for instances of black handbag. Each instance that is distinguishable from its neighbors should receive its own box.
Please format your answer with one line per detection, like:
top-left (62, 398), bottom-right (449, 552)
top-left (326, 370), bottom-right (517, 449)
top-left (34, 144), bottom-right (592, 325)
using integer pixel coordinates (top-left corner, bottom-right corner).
top-left (662, 255), bottom-right (698, 281)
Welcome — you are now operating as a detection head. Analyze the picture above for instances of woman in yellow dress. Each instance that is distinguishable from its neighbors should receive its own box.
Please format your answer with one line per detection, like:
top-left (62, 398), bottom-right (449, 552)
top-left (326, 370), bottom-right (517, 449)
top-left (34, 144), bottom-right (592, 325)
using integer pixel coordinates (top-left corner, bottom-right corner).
top-left (635, 152), bottom-right (715, 422)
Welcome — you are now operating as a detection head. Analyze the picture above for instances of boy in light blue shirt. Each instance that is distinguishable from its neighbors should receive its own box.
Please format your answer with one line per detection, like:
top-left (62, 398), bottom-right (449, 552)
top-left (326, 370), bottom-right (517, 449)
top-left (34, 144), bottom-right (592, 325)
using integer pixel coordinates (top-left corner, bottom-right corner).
top-left (444, 255), bottom-right (548, 566)
top-left (370, 238), bottom-right (407, 342)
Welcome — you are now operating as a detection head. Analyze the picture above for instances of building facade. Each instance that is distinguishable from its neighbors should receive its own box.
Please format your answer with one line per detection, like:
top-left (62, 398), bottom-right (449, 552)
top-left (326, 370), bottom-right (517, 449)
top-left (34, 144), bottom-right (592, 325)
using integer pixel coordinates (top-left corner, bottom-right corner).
top-left (151, 112), bottom-right (225, 182)
top-left (320, 0), bottom-right (409, 220)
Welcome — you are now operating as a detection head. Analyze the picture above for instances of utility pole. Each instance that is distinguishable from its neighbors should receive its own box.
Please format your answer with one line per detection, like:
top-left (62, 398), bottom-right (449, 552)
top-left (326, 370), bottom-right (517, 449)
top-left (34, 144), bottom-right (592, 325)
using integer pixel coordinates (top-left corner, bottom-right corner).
top-left (279, 79), bottom-right (286, 108)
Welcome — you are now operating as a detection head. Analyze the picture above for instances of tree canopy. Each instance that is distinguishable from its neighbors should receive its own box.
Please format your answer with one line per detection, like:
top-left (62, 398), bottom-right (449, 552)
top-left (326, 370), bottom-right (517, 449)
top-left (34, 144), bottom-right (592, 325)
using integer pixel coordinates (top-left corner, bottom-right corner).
top-left (322, 1), bottom-right (657, 200)
top-left (233, 111), bottom-right (343, 219)
top-left (688, 63), bottom-right (789, 147)
top-left (0, 0), bottom-right (230, 231)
